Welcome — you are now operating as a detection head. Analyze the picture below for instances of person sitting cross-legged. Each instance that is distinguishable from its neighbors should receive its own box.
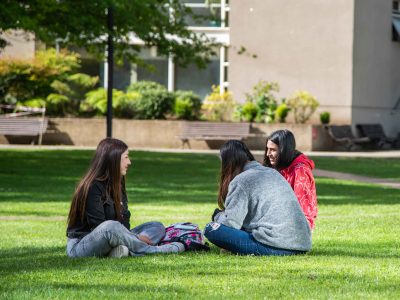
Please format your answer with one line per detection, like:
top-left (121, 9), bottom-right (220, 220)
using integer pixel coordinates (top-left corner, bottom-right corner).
top-left (264, 129), bottom-right (318, 230)
top-left (66, 138), bottom-right (184, 258)
top-left (204, 140), bottom-right (312, 256)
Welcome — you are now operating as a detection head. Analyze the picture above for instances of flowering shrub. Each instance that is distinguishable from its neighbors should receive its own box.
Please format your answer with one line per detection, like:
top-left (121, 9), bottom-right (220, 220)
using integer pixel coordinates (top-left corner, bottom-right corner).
top-left (201, 85), bottom-right (235, 121)
top-left (286, 90), bottom-right (319, 123)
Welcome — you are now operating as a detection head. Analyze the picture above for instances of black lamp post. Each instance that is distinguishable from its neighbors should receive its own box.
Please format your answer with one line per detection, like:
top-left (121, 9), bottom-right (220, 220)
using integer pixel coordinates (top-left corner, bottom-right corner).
top-left (106, 6), bottom-right (114, 137)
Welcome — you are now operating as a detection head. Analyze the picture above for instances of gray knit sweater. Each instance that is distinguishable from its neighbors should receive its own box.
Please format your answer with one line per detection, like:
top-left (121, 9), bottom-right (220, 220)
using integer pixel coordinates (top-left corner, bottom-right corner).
top-left (215, 161), bottom-right (312, 251)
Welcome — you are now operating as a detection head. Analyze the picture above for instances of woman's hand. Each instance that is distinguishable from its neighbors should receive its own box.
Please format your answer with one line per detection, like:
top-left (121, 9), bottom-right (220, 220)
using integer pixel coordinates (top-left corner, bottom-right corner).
top-left (212, 208), bottom-right (223, 221)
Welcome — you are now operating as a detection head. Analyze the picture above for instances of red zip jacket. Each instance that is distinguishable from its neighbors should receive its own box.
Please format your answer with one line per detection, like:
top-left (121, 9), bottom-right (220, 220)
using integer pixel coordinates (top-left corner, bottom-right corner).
top-left (280, 154), bottom-right (318, 230)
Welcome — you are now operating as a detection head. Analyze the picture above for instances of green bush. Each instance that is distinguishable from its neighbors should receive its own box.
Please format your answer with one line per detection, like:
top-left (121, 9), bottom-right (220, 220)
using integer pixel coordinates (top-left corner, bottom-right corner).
top-left (275, 103), bottom-right (290, 123)
top-left (286, 90), bottom-right (319, 124)
top-left (320, 111), bottom-right (331, 125)
top-left (201, 85), bottom-right (235, 121)
top-left (0, 49), bottom-right (98, 116)
top-left (80, 88), bottom-right (125, 116)
top-left (127, 81), bottom-right (174, 119)
top-left (46, 73), bottom-right (98, 116)
top-left (115, 92), bottom-right (141, 119)
top-left (173, 91), bottom-right (202, 120)
top-left (245, 80), bottom-right (279, 123)
top-left (81, 88), bottom-right (142, 118)
top-left (241, 101), bottom-right (259, 122)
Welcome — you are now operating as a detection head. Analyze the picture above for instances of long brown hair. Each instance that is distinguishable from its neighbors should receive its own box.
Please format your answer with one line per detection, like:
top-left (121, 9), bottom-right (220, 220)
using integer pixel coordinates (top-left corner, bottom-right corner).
top-left (217, 140), bottom-right (255, 209)
top-left (68, 138), bottom-right (128, 227)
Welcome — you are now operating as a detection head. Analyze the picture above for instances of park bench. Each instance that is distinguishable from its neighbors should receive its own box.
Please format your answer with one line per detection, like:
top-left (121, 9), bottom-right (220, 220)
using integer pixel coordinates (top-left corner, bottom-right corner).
top-left (179, 121), bottom-right (251, 148)
top-left (356, 123), bottom-right (400, 149)
top-left (327, 125), bottom-right (370, 150)
top-left (0, 105), bottom-right (48, 145)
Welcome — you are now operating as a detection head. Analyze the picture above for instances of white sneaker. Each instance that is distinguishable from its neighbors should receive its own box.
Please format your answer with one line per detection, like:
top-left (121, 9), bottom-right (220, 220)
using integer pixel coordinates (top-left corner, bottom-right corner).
top-left (220, 248), bottom-right (231, 255)
top-left (158, 242), bottom-right (185, 254)
top-left (108, 245), bottom-right (129, 258)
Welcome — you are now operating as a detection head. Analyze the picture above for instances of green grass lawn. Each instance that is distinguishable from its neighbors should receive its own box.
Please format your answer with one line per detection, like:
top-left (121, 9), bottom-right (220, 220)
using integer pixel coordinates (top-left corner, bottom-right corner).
top-left (312, 156), bottom-right (400, 181)
top-left (0, 150), bottom-right (399, 299)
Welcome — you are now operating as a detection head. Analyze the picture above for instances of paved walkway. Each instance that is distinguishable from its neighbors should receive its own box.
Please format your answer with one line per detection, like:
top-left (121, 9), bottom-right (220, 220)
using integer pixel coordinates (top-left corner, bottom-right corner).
top-left (1, 144), bottom-right (400, 157)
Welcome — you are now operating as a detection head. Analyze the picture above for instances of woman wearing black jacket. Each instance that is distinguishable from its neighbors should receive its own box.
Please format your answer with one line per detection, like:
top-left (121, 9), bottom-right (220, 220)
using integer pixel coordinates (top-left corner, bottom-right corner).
top-left (66, 138), bottom-right (184, 258)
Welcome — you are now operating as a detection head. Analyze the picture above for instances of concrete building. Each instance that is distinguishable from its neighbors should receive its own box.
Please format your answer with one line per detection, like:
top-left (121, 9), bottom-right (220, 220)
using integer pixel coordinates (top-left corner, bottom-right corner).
top-left (229, 0), bottom-right (400, 136)
top-left (0, 31), bottom-right (37, 60)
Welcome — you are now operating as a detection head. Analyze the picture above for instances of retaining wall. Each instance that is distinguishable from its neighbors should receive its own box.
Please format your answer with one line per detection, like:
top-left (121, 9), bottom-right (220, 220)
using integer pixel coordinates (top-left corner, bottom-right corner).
top-left (0, 118), bottom-right (335, 151)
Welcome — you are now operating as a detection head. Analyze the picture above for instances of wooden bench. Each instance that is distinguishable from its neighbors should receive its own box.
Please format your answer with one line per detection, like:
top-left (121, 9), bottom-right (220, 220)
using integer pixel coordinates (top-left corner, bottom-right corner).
top-left (179, 121), bottom-right (251, 148)
top-left (356, 123), bottom-right (400, 149)
top-left (0, 105), bottom-right (48, 145)
top-left (327, 125), bottom-right (370, 150)
top-left (0, 118), bottom-right (48, 145)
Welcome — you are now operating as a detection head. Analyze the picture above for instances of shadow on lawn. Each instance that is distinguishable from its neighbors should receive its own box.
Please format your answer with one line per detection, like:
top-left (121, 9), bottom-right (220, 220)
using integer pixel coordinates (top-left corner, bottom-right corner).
top-left (48, 283), bottom-right (185, 295)
top-left (0, 151), bottom-right (220, 205)
top-left (0, 246), bottom-right (215, 277)
top-left (1, 150), bottom-right (399, 206)
top-left (311, 240), bottom-right (400, 259)
top-left (1, 240), bottom-right (399, 278)
top-left (1, 177), bottom-right (398, 207)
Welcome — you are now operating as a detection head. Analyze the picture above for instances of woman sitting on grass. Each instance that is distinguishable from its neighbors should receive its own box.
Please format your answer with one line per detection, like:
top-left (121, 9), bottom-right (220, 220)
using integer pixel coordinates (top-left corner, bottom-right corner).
top-left (66, 138), bottom-right (184, 258)
top-left (204, 140), bottom-right (311, 256)
top-left (263, 130), bottom-right (318, 230)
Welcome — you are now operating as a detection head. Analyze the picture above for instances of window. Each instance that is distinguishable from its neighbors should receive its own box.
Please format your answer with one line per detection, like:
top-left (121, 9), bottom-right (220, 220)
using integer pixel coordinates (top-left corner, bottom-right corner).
top-left (175, 58), bottom-right (220, 99)
top-left (181, 1), bottom-right (229, 28)
top-left (394, 1), bottom-right (399, 12)
top-left (393, 1), bottom-right (400, 41)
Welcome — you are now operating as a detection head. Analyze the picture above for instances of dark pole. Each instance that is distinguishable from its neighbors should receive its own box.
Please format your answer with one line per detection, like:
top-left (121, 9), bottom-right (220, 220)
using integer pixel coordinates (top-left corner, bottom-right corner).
top-left (106, 6), bottom-right (114, 138)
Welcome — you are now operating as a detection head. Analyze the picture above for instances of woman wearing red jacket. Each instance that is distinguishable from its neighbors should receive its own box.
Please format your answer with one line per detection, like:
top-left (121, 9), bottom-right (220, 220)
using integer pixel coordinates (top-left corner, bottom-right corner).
top-left (263, 130), bottom-right (318, 230)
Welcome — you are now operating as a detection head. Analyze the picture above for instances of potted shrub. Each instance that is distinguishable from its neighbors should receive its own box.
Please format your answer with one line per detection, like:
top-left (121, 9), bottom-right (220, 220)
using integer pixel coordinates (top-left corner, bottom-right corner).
top-left (320, 111), bottom-right (330, 125)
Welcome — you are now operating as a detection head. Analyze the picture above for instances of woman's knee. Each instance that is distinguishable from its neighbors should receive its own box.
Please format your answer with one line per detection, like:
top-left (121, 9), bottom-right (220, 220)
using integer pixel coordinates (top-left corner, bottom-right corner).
top-left (98, 220), bottom-right (124, 233)
top-left (146, 221), bottom-right (165, 230)
top-left (139, 221), bottom-right (166, 245)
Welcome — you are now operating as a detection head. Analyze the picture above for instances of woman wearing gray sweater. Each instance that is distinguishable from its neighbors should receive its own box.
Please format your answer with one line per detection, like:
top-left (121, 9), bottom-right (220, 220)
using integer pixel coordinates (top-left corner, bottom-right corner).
top-left (204, 140), bottom-right (312, 255)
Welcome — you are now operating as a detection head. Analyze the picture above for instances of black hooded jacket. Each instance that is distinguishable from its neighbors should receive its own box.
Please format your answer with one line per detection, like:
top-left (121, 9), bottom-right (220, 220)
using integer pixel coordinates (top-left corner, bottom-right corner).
top-left (67, 180), bottom-right (131, 239)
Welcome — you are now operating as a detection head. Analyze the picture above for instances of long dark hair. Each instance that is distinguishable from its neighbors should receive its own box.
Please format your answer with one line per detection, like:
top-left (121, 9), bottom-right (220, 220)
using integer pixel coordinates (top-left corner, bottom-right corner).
top-left (218, 140), bottom-right (255, 209)
top-left (263, 129), bottom-right (300, 169)
top-left (68, 138), bottom-right (128, 227)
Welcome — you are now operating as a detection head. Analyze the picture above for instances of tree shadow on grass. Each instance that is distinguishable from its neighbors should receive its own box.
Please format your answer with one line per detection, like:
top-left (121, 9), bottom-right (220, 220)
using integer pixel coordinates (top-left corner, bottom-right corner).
top-left (310, 240), bottom-right (400, 259)
top-left (0, 151), bottom-right (220, 205)
top-left (0, 246), bottom-right (216, 278)
top-left (42, 283), bottom-right (185, 295)
top-left (1, 150), bottom-right (399, 207)
top-left (0, 180), bottom-right (218, 204)
top-left (1, 245), bottom-right (399, 297)
top-left (1, 238), bottom-right (398, 279)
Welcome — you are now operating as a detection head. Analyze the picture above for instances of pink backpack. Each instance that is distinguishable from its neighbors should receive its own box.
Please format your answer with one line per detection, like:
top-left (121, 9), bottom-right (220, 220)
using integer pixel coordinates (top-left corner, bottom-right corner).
top-left (159, 222), bottom-right (210, 251)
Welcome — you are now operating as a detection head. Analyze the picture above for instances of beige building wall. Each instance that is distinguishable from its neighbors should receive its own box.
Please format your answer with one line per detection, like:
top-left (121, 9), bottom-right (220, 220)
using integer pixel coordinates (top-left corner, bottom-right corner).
top-left (352, 0), bottom-right (400, 137)
top-left (0, 31), bottom-right (36, 60)
top-left (228, 0), bottom-right (355, 124)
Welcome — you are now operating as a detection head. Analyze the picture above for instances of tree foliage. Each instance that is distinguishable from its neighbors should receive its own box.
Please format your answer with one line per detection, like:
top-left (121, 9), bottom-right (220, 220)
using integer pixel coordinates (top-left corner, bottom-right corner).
top-left (0, 48), bottom-right (99, 115)
top-left (0, 0), bottom-right (218, 67)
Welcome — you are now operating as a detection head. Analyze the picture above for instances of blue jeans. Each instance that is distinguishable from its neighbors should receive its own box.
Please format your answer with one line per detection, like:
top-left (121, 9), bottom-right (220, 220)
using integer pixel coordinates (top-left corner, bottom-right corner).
top-left (204, 222), bottom-right (305, 256)
top-left (67, 220), bottom-right (170, 257)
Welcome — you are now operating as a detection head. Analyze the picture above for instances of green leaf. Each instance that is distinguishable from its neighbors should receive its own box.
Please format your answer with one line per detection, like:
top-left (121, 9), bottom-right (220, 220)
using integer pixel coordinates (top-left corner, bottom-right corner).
top-left (46, 93), bottom-right (69, 104)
